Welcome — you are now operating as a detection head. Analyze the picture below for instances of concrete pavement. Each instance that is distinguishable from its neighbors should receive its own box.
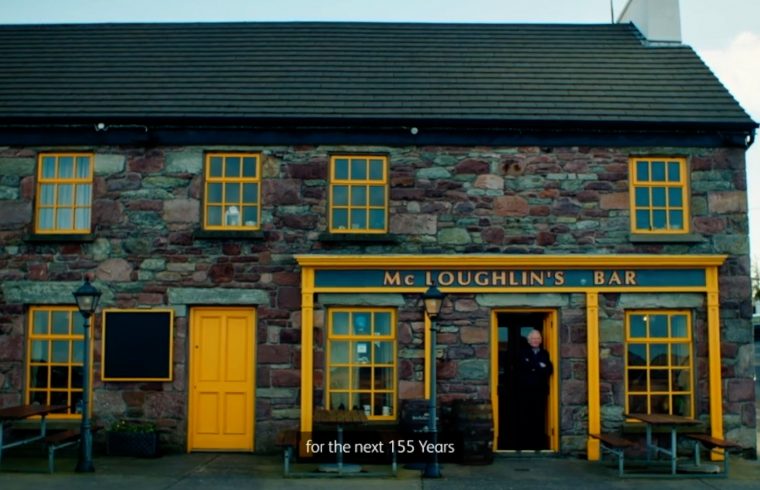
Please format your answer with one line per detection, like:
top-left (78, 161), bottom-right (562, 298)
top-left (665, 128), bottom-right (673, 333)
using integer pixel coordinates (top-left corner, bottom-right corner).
top-left (0, 450), bottom-right (758, 490)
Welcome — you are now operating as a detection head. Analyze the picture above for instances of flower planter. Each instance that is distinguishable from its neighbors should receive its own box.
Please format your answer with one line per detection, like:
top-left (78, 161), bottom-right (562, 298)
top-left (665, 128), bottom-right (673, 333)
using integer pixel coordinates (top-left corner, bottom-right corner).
top-left (106, 430), bottom-right (160, 458)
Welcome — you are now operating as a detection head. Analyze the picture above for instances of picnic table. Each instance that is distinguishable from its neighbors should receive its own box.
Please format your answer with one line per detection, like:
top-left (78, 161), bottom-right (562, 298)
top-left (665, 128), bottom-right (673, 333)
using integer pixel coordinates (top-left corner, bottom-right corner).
top-left (0, 404), bottom-right (68, 465)
top-left (625, 413), bottom-right (701, 476)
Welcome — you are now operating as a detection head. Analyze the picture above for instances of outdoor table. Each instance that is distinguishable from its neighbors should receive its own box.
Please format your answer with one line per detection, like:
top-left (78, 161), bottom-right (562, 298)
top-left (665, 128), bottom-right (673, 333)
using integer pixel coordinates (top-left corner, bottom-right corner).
top-left (626, 413), bottom-right (701, 475)
top-left (0, 404), bottom-right (68, 464)
top-left (313, 409), bottom-right (367, 474)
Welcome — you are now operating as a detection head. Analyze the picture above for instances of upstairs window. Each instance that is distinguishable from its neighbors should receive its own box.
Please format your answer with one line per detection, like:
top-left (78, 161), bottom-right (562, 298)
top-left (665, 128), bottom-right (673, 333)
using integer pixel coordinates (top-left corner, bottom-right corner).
top-left (329, 155), bottom-right (388, 233)
top-left (629, 157), bottom-right (689, 234)
top-left (203, 153), bottom-right (261, 230)
top-left (625, 311), bottom-right (693, 417)
top-left (35, 153), bottom-right (93, 234)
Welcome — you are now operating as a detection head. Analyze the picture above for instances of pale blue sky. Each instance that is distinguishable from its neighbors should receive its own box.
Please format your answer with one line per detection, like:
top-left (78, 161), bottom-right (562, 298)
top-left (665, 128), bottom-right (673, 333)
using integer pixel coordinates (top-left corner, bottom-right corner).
top-left (2, 0), bottom-right (759, 261)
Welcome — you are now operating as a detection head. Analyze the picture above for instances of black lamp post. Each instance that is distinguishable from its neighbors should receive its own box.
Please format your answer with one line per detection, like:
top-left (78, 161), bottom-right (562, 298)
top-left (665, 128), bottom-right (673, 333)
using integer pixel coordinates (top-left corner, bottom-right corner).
top-left (73, 276), bottom-right (101, 473)
top-left (422, 284), bottom-right (445, 478)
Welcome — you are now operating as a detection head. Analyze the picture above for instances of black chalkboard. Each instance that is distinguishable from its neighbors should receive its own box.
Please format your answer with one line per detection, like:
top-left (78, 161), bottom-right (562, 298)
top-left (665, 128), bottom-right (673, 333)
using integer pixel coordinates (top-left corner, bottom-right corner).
top-left (101, 309), bottom-right (174, 381)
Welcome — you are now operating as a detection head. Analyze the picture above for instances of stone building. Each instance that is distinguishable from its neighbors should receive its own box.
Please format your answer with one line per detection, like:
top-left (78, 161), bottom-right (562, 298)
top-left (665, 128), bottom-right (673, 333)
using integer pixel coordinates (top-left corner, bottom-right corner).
top-left (0, 13), bottom-right (757, 459)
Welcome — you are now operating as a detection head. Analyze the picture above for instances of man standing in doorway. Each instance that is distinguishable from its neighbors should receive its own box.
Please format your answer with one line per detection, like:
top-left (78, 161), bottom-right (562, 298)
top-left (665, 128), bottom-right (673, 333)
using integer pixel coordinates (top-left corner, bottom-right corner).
top-left (517, 329), bottom-right (553, 450)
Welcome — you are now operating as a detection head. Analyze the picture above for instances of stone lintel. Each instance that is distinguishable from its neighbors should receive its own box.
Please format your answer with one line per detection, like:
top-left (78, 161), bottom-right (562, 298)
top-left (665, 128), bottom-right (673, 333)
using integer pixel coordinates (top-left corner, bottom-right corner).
top-left (317, 293), bottom-right (406, 306)
top-left (167, 287), bottom-right (269, 305)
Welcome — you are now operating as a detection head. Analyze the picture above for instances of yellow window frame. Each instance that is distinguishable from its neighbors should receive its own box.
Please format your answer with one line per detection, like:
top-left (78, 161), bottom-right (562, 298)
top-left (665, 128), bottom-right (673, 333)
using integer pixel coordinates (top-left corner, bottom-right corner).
top-left (325, 307), bottom-right (397, 420)
top-left (34, 153), bottom-right (94, 234)
top-left (328, 155), bottom-right (389, 233)
top-left (629, 157), bottom-right (689, 234)
top-left (203, 152), bottom-right (262, 230)
top-left (26, 306), bottom-right (92, 419)
top-left (624, 310), bottom-right (694, 418)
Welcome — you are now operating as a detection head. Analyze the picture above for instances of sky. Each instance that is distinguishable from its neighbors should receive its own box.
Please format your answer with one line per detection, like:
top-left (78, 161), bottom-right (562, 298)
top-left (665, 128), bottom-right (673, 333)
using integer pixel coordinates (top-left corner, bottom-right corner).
top-left (1, 0), bottom-right (759, 266)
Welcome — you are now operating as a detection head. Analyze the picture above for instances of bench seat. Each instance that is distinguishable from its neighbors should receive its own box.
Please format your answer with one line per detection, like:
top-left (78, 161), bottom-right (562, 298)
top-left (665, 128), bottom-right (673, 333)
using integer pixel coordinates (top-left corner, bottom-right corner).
top-left (589, 433), bottom-right (637, 476)
top-left (683, 433), bottom-right (742, 478)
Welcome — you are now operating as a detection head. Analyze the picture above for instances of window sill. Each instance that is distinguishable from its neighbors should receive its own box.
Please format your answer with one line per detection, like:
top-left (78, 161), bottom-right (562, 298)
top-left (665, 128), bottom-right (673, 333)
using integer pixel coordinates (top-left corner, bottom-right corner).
top-left (24, 233), bottom-right (96, 243)
top-left (193, 229), bottom-right (267, 240)
top-left (318, 232), bottom-right (400, 244)
top-left (628, 233), bottom-right (705, 244)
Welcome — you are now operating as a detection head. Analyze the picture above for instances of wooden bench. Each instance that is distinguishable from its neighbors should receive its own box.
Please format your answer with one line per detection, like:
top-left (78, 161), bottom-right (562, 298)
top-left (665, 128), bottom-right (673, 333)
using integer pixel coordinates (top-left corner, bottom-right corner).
top-left (683, 433), bottom-right (742, 478)
top-left (590, 433), bottom-right (636, 477)
top-left (274, 429), bottom-right (299, 477)
top-left (45, 426), bottom-right (101, 473)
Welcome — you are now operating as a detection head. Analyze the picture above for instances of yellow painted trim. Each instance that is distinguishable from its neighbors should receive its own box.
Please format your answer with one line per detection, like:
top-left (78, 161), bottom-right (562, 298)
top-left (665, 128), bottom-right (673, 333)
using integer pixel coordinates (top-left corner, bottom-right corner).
top-left (313, 286), bottom-right (710, 294)
top-left (328, 155), bottom-right (389, 234)
top-left (706, 267), bottom-right (725, 461)
top-left (34, 153), bottom-right (94, 235)
top-left (296, 254), bottom-right (726, 269)
top-left (300, 267), bottom-right (315, 444)
top-left (628, 157), bottom-right (690, 234)
top-left (203, 152), bottom-right (262, 231)
top-left (587, 293), bottom-right (601, 461)
top-left (424, 313), bottom-right (431, 400)
top-left (489, 309), bottom-right (498, 447)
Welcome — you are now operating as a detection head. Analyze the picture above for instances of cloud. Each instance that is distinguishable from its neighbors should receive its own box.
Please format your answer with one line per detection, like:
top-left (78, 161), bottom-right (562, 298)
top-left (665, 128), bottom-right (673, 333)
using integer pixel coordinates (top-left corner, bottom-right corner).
top-left (699, 32), bottom-right (760, 119)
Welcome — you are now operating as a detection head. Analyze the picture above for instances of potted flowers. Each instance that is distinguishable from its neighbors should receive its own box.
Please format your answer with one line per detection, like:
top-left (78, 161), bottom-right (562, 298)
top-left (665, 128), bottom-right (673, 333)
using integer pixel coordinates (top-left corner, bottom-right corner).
top-left (106, 420), bottom-right (160, 458)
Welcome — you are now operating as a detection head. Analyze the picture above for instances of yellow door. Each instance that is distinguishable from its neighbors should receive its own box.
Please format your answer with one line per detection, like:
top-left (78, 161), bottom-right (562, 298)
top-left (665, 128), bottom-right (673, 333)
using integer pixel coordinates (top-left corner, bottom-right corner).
top-left (189, 308), bottom-right (255, 451)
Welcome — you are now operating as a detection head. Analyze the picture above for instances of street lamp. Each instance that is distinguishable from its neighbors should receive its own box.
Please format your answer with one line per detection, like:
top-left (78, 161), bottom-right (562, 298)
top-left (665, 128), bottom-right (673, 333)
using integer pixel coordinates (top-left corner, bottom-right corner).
top-left (422, 284), bottom-right (445, 478)
top-left (73, 276), bottom-right (101, 473)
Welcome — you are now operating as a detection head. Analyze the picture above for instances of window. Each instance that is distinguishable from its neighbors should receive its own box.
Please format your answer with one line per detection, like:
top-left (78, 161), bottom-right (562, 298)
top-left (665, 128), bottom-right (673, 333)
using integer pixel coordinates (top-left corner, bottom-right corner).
top-left (329, 156), bottom-right (388, 233)
top-left (27, 307), bottom-right (88, 418)
top-left (35, 153), bottom-right (93, 234)
top-left (629, 157), bottom-right (689, 233)
top-left (326, 308), bottom-right (396, 419)
top-left (203, 153), bottom-right (261, 230)
top-left (625, 311), bottom-right (693, 417)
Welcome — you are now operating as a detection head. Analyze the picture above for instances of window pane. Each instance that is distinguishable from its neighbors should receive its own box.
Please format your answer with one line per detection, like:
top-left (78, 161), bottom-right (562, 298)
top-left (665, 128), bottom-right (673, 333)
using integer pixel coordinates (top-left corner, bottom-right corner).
top-left (671, 315), bottom-right (688, 338)
top-left (209, 156), bottom-right (223, 177)
top-left (59, 157), bottom-right (74, 178)
top-left (650, 315), bottom-right (667, 337)
top-left (30, 365), bottom-right (48, 389)
top-left (330, 341), bottom-right (349, 364)
top-left (42, 156), bottom-right (56, 178)
top-left (71, 391), bottom-right (83, 412)
top-left (76, 157), bottom-right (91, 178)
top-left (71, 366), bottom-right (83, 388)
top-left (52, 341), bottom-right (69, 363)
top-left (635, 210), bottom-right (650, 230)
top-left (207, 206), bottom-right (222, 226)
top-left (76, 184), bottom-right (91, 205)
top-left (224, 206), bottom-right (240, 226)
top-left (636, 161), bottom-right (649, 181)
top-left (332, 209), bottom-right (348, 230)
top-left (629, 395), bottom-right (647, 413)
top-left (650, 344), bottom-right (668, 366)
top-left (330, 392), bottom-right (349, 410)
top-left (672, 369), bottom-right (690, 391)
top-left (353, 313), bottom-right (370, 335)
top-left (672, 395), bottom-right (690, 416)
top-left (369, 159), bottom-right (384, 180)
top-left (628, 343), bottom-right (646, 366)
top-left (333, 185), bottom-right (348, 206)
top-left (39, 209), bottom-right (54, 230)
top-left (354, 342), bottom-right (370, 363)
top-left (634, 187), bottom-right (649, 206)
top-left (652, 210), bottom-right (666, 229)
top-left (225, 183), bottom-right (240, 203)
top-left (40, 184), bottom-right (55, 205)
top-left (374, 341), bottom-right (394, 364)
top-left (651, 161), bottom-right (666, 181)
top-left (30, 390), bottom-right (48, 405)
top-left (350, 209), bottom-right (367, 229)
top-left (330, 367), bottom-right (349, 388)
top-left (57, 209), bottom-right (72, 229)
top-left (351, 159), bottom-right (367, 180)
top-left (369, 186), bottom-right (385, 206)
top-left (50, 391), bottom-right (68, 407)
top-left (207, 183), bottom-right (222, 203)
top-left (373, 367), bottom-right (393, 390)
top-left (72, 340), bottom-right (84, 363)
top-left (627, 369), bottom-right (647, 391)
top-left (242, 206), bottom-right (258, 227)
top-left (33, 310), bottom-right (49, 334)
top-left (374, 312), bottom-right (391, 336)
top-left (351, 186), bottom-right (367, 206)
top-left (332, 312), bottom-right (349, 335)
top-left (629, 315), bottom-right (646, 338)
top-left (369, 209), bottom-right (385, 230)
top-left (668, 187), bottom-right (682, 206)
top-left (651, 395), bottom-right (669, 414)
top-left (52, 311), bottom-right (69, 334)
top-left (50, 366), bottom-right (68, 388)
top-left (671, 344), bottom-right (689, 366)
top-left (225, 157), bottom-right (241, 177)
top-left (667, 161), bottom-right (681, 182)
top-left (73, 314), bottom-right (85, 335)
top-left (334, 159), bottom-right (349, 180)
top-left (242, 157), bottom-right (257, 177)
top-left (652, 187), bottom-right (666, 207)
top-left (75, 209), bottom-right (90, 230)
top-left (242, 183), bottom-right (258, 204)
top-left (57, 184), bottom-right (73, 205)
top-left (669, 211), bottom-right (683, 230)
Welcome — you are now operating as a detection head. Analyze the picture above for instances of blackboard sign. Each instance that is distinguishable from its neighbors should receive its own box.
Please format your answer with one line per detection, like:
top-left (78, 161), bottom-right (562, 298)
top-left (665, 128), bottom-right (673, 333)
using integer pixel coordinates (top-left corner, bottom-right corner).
top-left (101, 309), bottom-right (174, 381)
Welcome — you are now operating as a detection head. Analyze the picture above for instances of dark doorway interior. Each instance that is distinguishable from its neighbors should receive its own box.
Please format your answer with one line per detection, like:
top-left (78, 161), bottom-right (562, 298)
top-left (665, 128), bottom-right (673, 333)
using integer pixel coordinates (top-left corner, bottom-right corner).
top-left (496, 312), bottom-right (549, 451)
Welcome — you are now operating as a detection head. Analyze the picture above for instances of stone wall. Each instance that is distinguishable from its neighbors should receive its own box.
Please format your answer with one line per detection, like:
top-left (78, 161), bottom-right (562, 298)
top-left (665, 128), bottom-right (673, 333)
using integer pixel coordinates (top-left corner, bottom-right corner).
top-left (0, 144), bottom-right (755, 453)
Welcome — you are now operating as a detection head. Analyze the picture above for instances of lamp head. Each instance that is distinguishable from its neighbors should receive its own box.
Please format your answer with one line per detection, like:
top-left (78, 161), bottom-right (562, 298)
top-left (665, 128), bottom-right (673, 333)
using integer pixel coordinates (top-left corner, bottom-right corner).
top-left (73, 277), bottom-right (102, 318)
top-left (422, 284), bottom-right (445, 319)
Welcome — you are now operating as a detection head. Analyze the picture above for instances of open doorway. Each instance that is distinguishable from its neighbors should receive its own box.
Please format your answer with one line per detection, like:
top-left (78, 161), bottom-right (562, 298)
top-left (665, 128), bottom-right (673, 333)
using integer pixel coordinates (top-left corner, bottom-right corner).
top-left (491, 309), bottom-right (558, 452)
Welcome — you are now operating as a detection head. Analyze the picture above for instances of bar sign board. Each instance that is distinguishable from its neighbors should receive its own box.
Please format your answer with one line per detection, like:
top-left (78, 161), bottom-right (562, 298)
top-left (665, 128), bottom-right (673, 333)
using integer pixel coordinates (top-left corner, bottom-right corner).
top-left (101, 309), bottom-right (174, 382)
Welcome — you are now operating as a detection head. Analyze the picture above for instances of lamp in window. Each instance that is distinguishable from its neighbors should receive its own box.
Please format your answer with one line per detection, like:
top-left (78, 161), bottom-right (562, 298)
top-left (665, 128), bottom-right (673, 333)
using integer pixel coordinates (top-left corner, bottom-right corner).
top-left (224, 206), bottom-right (240, 226)
top-left (421, 284), bottom-right (446, 478)
top-left (72, 275), bottom-right (101, 473)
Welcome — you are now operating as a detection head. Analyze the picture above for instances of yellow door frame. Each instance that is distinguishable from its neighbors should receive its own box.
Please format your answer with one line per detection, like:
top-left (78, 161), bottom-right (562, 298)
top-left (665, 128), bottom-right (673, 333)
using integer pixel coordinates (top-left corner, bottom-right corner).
top-left (490, 308), bottom-right (559, 452)
top-left (188, 307), bottom-right (256, 452)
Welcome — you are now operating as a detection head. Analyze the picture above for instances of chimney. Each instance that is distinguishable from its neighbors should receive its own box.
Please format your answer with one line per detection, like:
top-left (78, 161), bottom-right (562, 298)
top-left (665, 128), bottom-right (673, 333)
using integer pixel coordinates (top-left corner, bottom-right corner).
top-left (617, 0), bottom-right (681, 45)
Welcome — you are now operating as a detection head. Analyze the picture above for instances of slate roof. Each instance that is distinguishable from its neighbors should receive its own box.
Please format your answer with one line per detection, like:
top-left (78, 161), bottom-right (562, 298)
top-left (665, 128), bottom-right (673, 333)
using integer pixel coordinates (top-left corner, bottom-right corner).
top-left (0, 22), bottom-right (755, 130)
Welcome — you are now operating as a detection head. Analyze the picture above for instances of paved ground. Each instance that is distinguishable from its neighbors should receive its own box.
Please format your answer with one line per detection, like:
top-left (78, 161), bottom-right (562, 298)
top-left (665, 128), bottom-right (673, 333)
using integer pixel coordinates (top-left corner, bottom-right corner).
top-left (0, 451), bottom-right (758, 490)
